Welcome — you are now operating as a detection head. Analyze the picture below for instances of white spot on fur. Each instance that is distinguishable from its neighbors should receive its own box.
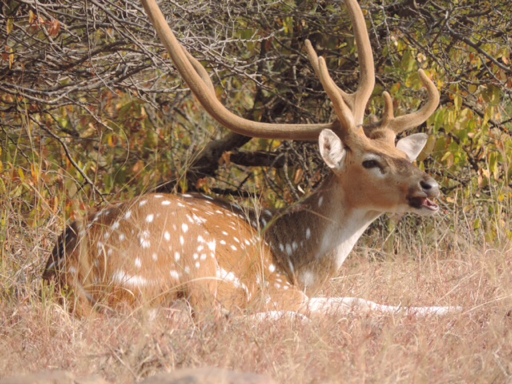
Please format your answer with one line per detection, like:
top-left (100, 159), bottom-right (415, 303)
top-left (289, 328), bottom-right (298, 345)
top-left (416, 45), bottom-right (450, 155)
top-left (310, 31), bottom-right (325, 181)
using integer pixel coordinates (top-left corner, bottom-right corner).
top-left (174, 252), bottom-right (180, 261)
top-left (207, 240), bottom-right (216, 252)
top-left (112, 271), bottom-right (148, 287)
top-left (192, 214), bottom-right (207, 224)
top-left (180, 236), bottom-right (184, 246)
top-left (216, 267), bottom-right (251, 300)
top-left (152, 253), bottom-right (158, 261)
top-left (139, 200), bottom-right (147, 206)
top-left (164, 231), bottom-right (171, 241)
top-left (146, 214), bottom-right (154, 223)
top-left (125, 211), bottom-right (132, 219)
top-left (170, 270), bottom-right (180, 279)
top-left (182, 223), bottom-right (189, 233)
top-left (162, 200), bottom-right (171, 205)
top-left (119, 233), bottom-right (125, 242)
top-left (135, 258), bottom-right (142, 268)
top-left (318, 196), bottom-right (324, 207)
top-left (140, 230), bottom-right (151, 248)
top-left (269, 264), bottom-right (276, 273)
top-left (112, 221), bottom-right (120, 230)
top-left (306, 228), bottom-right (311, 239)
top-left (195, 262), bottom-right (201, 269)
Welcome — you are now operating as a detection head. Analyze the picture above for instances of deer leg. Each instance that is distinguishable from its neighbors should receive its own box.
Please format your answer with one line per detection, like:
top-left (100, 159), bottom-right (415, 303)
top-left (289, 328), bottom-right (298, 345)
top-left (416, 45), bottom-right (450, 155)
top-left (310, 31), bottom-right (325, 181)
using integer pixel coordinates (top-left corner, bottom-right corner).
top-left (305, 297), bottom-right (463, 317)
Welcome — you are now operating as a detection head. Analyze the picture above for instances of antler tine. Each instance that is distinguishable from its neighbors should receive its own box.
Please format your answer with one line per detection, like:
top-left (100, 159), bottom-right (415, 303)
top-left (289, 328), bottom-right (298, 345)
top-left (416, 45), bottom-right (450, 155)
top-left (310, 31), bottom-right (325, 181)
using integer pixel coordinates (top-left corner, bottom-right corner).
top-left (304, 40), bottom-right (351, 105)
top-left (381, 91), bottom-right (394, 126)
top-left (305, 0), bottom-right (375, 127)
top-left (141, 0), bottom-right (334, 141)
top-left (317, 57), bottom-right (355, 131)
top-left (387, 70), bottom-right (440, 134)
top-left (344, 0), bottom-right (375, 125)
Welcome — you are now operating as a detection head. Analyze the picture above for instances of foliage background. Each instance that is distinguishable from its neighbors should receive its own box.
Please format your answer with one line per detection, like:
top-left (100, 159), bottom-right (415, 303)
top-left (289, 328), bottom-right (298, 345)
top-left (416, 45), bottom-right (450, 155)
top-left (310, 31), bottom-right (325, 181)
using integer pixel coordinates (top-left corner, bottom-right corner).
top-left (2, 0), bottom-right (511, 215)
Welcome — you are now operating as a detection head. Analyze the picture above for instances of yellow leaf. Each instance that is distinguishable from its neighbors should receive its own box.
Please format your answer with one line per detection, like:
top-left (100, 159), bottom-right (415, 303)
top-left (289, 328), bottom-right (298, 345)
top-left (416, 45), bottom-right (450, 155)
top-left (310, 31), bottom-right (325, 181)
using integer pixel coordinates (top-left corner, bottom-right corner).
top-left (454, 93), bottom-right (462, 111)
top-left (31, 164), bottom-right (39, 183)
top-left (6, 18), bottom-right (14, 35)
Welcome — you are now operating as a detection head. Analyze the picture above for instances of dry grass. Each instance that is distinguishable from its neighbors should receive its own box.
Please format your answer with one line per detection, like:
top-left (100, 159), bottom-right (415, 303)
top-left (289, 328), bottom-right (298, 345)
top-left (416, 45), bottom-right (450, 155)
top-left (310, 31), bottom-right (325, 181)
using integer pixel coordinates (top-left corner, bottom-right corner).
top-left (1, 193), bottom-right (511, 383)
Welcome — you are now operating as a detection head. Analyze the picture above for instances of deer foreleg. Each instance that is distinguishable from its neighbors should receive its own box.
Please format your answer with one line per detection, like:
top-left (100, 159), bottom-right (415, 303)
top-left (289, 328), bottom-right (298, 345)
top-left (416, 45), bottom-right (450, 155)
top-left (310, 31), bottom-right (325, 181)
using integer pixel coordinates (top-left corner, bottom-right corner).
top-left (306, 297), bottom-right (462, 317)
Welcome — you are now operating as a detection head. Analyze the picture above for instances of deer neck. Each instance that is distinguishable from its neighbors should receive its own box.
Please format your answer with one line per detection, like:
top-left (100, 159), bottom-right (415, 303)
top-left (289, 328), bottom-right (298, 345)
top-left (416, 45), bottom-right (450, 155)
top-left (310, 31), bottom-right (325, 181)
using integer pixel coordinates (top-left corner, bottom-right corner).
top-left (264, 174), bottom-right (381, 295)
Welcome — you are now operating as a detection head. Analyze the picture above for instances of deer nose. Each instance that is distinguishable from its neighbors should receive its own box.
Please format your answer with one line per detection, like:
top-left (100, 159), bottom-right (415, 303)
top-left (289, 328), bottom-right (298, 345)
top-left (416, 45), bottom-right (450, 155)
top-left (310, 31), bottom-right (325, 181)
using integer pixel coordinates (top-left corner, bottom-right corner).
top-left (419, 178), bottom-right (439, 197)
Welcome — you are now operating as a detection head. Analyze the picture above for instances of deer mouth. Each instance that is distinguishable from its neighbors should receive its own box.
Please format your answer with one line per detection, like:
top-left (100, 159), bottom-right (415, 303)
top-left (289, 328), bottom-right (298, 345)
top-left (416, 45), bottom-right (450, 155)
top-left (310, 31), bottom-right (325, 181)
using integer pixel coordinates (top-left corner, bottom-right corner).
top-left (408, 195), bottom-right (439, 212)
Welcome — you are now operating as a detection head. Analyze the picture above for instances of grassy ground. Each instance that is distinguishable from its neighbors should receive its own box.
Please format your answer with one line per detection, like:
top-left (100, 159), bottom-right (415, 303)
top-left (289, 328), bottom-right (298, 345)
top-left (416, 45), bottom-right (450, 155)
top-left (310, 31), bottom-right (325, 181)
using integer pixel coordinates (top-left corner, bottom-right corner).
top-left (1, 191), bottom-right (511, 383)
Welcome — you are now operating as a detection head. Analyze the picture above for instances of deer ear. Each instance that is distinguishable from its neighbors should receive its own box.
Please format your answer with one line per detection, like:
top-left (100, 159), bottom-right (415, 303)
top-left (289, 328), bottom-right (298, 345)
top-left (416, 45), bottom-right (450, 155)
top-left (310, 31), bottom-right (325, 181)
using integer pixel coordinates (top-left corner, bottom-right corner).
top-left (396, 133), bottom-right (428, 162)
top-left (319, 129), bottom-right (347, 170)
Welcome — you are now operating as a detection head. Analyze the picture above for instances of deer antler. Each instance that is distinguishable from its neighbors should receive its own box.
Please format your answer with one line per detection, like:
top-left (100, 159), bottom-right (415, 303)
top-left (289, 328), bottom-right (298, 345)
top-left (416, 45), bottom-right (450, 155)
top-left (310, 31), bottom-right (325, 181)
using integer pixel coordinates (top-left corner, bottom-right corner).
top-left (141, 0), bottom-right (335, 141)
top-left (304, 0), bottom-right (375, 139)
top-left (364, 69), bottom-right (440, 141)
top-left (383, 70), bottom-right (440, 134)
top-left (141, 0), bottom-right (438, 143)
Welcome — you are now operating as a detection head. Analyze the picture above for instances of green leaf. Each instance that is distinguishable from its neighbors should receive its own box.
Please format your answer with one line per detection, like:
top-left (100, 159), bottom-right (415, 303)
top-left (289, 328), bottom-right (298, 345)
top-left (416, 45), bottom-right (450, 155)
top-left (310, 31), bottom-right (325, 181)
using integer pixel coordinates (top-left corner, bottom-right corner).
top-left (482, 85), bottom-right (501, 106)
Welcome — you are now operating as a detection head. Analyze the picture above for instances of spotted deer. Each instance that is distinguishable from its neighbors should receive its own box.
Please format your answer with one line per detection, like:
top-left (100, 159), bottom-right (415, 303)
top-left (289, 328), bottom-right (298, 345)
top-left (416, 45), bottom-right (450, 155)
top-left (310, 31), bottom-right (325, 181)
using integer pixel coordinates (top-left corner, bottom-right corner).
top-left (43, 0), bottom-right (460, 319)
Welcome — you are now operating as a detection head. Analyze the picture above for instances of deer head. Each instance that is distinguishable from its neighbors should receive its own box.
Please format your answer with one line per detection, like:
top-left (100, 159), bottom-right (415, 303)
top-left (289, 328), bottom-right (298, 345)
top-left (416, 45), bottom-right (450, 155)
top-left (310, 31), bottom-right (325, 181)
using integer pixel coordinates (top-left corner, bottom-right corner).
top-left (140, 0), bottom-right (440, 218)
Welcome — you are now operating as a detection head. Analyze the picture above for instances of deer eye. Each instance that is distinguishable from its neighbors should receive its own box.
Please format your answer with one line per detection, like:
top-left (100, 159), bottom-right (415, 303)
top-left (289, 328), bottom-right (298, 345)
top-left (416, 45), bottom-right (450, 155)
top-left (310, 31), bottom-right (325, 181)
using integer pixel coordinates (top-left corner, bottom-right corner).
top-left (362, 159), bottom-right (380, 169)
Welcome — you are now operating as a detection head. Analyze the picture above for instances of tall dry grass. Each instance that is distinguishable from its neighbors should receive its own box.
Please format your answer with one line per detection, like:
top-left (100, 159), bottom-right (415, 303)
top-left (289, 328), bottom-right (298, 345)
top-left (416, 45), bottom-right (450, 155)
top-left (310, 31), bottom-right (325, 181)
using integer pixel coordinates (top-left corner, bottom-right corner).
top-left (1, 179), bottom-right (511, 382)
